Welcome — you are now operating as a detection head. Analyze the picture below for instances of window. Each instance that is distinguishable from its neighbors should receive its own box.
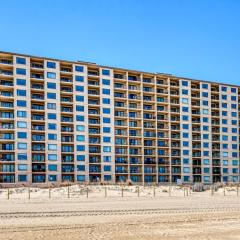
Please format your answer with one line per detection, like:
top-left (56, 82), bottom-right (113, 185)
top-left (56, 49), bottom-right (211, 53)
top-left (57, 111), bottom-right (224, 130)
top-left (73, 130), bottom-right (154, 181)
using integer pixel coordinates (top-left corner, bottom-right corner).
top-left (76, 105), bottom-right (84, 111)
top-left (203, 126), bottom-right (209, 131)
top-left (203, 142), bottom-right (209, 148)
top-left (48, 113), bottom-right (56, 120)
top-left (76, 96), bottom-right (84, 102)
top-left (18, 153), bottom-right (27, 160)
top-left (103, 156), bottom-right (111, 162)
top-left (48, 144), bottom-right (57, 151)
top-left (77, 135), bottom-right (85, 141)
top-left (77, 155), bottom-right (85, 161)
top-left (203, 159), bottom-right (209, 165)
top-left (182, 124), bottom-right (189, 129)
top-left (182, 81), bottom-right (188, 86)
top-left (182, 141), bottom-right (189, 147)
top-left (203, 134), bottom-right (209, 139)
top-left (102, 98), bottom-right (110, 104)
top-left (75, 65), bottom-right (84, 72)
top-left (102, 89), bottom-right (110, 95)
top-left (17, 100), bottom-right (27, 107)
top-left (76, 115), bottom-right (84, 121)
top-left (202, 83), bottom-right (208, 89)
top-left (49, 175), bottom-right (57, 181)
top-left (202, 92), bottom-right (208, 97)
top-left (47, 82), bottom-right (56, 89)
top-left (182, 115), bottom-right (188, 121)
top-left (183, 167), bottom-right (190, 173)
top-left (222, 95), bottom-right (227, 100)
top-left (18, 143), bottom-right (27, 149)
top-left (18, 175), bottom-right (27, 182)
top-left (202, 109), bottom-right (208, 114)
top-left (221, 86), bottom-right (227, 91)
top-left (231, 96), bottom-right (237, 101)
top-left (182, 107), bottom-right (188, 112)
top-left (104, 165), bottom-right (111, 171)
top-left (75, 76), bottom-right (84, 82)
top-left (182, 89), bottom-right (188, 95)
top-left (17, 79), bottom-right (26, 86)
top-left (17, 89), bottom-right (26, 96)
top-left (102, 69), bottom-right (110, 76)
top-left (183, 158), bottom-right (189, 164)
top-left (231, 87), bottom-right (237, 93)
top-left (47, 72), bottom-right (56, 79)
top-left (17, 121), bottom-right (27, 128)
top-left (47, 61), bottom-right (56, 69)
top-left (48, 164), bottom-right (57, 171)
top-left (182, 98), bottom-right (188, 104)
top-left (203, 117), bottom-right (208, 123)
top-left (76, 125), bottom-right (85, 131)
top-left (17, 111), bottom-right (27, 118)
top-left (48, 154), bottom-right (57, 161)
top-left (103, 127), bottom-right (110, 133)
top-left (77, 175), bottom-right (85, 181)
top-left (103, 108), bottom-right (110, 114)
top-left (103, 137), bottom-right (111, 142)
top-left (16, 57), bottom-right (26, 65)
top-left (183, 150), bottom-right (189, 155)
top-left (77, 145), bottom-right (85, 151)
top-left (17, 132), bottom-right (27, 139)
top-left (103, 117), bottom-right (110, 123)
top-left (47, 103), bottom-right (56, 109)
top-left (223, 152), bottom-right (228, 157)
top-left (47, 93), bottom-right (56, 99)
top-left (18, 164), bottom-right (27, 171)
top-left (76, 86), bottom-right (84, 92)
top-left (16, 68), bottom-right (26, 75)
top-left (202, 100), bottom-right (208, 106)
top-left (183, 132), bottom-right (189, 138)
top-left (48, 123), bottom-right (56, 130)
top-left (77, 165), bottom-right (85, 171)
top-left (48, 134), bottom-right (57, 140)
top-left (102, 79), bottom-right (110, 85)
top-left (103, 146), bottom-right (111, 152)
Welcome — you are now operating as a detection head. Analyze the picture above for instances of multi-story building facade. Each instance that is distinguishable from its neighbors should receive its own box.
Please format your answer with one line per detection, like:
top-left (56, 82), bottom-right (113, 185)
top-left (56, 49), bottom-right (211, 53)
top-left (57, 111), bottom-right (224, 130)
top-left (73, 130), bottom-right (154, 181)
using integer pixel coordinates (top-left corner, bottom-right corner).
top-left (0, 50), bottom-right (239, 185)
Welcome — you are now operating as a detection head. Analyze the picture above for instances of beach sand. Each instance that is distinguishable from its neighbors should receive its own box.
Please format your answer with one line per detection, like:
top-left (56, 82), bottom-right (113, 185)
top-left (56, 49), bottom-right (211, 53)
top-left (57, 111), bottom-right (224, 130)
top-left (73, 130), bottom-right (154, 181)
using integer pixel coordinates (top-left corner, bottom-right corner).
top-left (1, 185), bottom-right (240, 240)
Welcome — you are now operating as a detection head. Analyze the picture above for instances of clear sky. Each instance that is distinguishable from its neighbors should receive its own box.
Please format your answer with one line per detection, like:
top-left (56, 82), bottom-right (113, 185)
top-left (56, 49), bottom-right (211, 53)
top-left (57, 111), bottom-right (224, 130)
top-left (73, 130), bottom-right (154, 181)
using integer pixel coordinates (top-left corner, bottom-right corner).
top-left (1, 0), bottom-right (240, 84)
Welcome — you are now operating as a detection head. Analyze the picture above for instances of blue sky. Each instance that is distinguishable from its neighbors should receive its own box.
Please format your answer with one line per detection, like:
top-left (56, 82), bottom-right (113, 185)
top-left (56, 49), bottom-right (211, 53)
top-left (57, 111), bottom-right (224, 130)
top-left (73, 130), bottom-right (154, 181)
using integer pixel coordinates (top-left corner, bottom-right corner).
top-left (1, 0), bottom-right (240, 84)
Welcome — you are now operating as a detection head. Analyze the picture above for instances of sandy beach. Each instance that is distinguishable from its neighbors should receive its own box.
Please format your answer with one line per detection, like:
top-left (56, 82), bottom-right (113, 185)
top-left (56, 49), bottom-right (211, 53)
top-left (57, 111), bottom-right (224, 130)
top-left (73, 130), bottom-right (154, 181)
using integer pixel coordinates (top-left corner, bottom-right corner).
top-left (1, 185), bottom-right (240, 240)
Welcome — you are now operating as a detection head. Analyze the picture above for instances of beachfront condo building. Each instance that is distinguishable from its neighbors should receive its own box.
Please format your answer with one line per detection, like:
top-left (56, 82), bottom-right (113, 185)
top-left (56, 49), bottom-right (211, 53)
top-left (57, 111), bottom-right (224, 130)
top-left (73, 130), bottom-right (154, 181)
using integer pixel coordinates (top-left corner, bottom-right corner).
top-left (0, 50), bottom-right (239, 185)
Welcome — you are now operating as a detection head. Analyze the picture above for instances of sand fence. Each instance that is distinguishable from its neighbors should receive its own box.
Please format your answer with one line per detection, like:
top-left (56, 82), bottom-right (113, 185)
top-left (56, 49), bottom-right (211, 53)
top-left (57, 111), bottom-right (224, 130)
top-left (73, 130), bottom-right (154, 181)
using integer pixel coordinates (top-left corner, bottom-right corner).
top-left (0, 183), bottom-right (239, 200)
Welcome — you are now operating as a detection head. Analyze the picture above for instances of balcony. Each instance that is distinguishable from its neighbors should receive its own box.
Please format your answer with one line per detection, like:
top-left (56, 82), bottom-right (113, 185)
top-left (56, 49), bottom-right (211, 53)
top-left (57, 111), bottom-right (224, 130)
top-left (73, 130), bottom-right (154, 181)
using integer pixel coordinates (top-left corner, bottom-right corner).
top-left (0, 112), bottom-right (14, 119)
top-left (31, 73), bottom-right (44, 79)
top-left (0, 69), bottom-right (13, 76)
top-left (0, 59), bottom-right (12, 65)
top-left (61, 67), bottom-right (72, 73)
top-left (61, 77), bottom-right (72, 83)
top-left (61, 117), bottom-right (73, 122)
top-left (0, 91), bottom-right (13, 97)
top-left (31, 84), bottom-right (44, 90)
top-left (31, 104), bottom-right (45, 110)
top-left (32, 115), bottom-right (45, 121)
top-left (61, 126), bottom-right (73, 132)
top-left (32, 125), bottom-right (45, 131)
top-left (61, 87), bottom-right (73, 93)
top-left (31, 63), bottom-right (44, 69)
top-left (31, 94), bottom-right (44, 100)
top-left (88, 70), bottom-right (99, 76)
top-left (0, 102), bottom-right (13, 108)
top-left (0, 80), bottom-right (13, 87)
top-left (0, 123), bottom-right (14, 130)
